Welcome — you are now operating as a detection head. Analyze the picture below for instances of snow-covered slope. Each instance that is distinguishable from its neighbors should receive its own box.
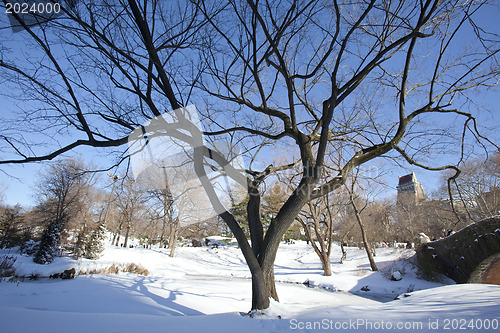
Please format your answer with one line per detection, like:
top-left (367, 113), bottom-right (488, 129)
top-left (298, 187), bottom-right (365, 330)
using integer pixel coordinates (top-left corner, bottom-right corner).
top-left (0, 241), bottom-right (498, 332)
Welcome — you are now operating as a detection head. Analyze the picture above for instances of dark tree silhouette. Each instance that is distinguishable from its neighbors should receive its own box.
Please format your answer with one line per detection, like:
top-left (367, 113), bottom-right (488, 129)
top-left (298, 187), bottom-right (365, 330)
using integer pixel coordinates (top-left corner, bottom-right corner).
top-left (0, 0), bottom-right (498, 309)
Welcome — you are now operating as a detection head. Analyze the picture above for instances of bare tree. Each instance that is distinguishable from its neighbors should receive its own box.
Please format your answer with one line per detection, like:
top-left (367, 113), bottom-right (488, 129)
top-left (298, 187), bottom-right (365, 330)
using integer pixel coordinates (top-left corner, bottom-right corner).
top-left (33, 158), bottom-right (93, 264)
top-left (67, 174), bottom-right (109, 257)
top-left (394, 188), bottom-right (466, 241)
top-left (192, 0), bottom-right (499, 310)
top-left (0, 0), bottom-right (498, 310)
top-left (145, 185), bottom-right (179, 256)
top-left (275, 166), bottom-right (349, 276)
top-left (443, 151), bottom-right (500, 221)
top-left (296, 195), bottom-right (345, 276)
top-left (361, 200), bottom-right (394, 244)
top-left (346, 184), bottom-right (378, 271)
top-left (338, 222), bottom-right (356, 264)
top-left (115, 176), bottom-right (146, 248)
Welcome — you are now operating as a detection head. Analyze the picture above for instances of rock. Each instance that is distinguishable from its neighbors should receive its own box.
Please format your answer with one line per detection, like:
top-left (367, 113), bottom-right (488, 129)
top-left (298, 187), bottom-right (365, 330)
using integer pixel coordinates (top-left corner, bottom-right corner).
top-left (191, 239), bottom-right (204, 247)
top-left (391, 271), bottom-right (402, 281)
top-left (61, 268), bottom-right (76, 279)
top-left (416, 216), bottom-right (500, 283)
top-left (360, 285), bottom-right (370, 291)
top-left (394, 293), bottom-right (412, 300)
top-left (204, 238), bottom-right (220, 248)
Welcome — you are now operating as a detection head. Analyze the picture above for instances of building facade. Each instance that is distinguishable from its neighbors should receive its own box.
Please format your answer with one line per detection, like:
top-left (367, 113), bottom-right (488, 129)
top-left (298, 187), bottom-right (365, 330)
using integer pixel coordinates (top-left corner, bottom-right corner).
top-left (396, 172), bottom-right (426, 204)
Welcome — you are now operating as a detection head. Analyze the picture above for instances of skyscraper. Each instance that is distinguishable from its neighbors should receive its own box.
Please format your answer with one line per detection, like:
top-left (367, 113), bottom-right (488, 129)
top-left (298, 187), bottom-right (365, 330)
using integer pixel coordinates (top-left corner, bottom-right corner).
top-left (397, 172), bottom-right (426, 204)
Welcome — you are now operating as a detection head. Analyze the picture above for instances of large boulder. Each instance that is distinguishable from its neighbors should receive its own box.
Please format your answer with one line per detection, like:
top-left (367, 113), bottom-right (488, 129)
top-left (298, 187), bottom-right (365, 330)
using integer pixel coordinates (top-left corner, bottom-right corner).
top-left (416, 216), bottom-right (500, 283)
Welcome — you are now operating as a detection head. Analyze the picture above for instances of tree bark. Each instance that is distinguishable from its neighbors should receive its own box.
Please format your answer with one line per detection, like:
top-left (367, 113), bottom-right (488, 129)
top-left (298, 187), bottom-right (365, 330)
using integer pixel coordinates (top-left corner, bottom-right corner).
top-left (159, 219), bottom-right (166, 248)
top-left (123, 223), bottom-right (130, 248)
top-left (249, 185), bottom-right (312, 309)
top-left (251, 269), bottom-right (270, 310)
top-left (351, 200), bottom-right (378, 271)
top-left (113, 220), bottom-right (124, 246)
top-left (168, 221), bottom-right (179, 257)
top-left (321, 253), bottom-right (332, 276)
top-left (340, 241), bottom-right (347, 264)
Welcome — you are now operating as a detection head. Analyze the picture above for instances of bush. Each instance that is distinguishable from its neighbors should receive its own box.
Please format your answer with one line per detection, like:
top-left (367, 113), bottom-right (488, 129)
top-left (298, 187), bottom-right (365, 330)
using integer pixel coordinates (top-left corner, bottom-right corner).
top-left (85, 222), bottom-right (106, 260)
top-left (34, 219), bottom-right (64, 264)
top-left (78, 263), bottom-right (149, 276)
top-left (379, 251), bottom-right (415, 281)
top-left (20, 240), bottom-right (39, 256)
top-left (0, 255), bottom-right (17, 279)
top-left (123, 263), bottom-right (149, 276)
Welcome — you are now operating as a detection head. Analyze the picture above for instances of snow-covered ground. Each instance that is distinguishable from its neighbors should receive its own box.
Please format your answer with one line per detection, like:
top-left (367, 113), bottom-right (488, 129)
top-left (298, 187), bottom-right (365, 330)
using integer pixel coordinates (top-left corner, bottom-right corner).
top-left (0, 240), bottom-right (499, 332)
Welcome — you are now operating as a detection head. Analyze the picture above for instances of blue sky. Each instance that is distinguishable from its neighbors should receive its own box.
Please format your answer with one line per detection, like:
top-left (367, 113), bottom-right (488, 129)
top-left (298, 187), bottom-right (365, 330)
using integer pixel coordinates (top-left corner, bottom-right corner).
top-left (0, 2), bottom-right (499, 208)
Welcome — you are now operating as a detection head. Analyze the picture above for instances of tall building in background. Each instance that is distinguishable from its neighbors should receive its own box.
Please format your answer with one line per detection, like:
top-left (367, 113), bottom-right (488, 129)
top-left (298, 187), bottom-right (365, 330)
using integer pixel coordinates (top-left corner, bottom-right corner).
top-left (397, 172), bottom-right (426, 204)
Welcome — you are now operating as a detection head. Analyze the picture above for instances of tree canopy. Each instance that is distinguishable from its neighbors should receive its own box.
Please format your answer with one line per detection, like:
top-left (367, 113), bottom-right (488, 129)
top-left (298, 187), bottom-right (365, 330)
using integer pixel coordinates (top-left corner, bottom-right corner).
top-left (0, 0), bottom-right (498, 310)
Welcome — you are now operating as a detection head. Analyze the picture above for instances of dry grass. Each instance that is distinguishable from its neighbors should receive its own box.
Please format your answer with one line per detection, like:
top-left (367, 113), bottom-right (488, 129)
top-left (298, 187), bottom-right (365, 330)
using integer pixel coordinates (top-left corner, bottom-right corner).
top-left (79, 263), bottom-right (149, 276)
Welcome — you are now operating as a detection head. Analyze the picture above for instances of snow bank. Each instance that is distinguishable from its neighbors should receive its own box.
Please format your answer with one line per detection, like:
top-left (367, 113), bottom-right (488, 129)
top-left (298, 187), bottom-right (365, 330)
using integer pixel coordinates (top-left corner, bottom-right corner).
top-left (0, 241), bottom-right (498, 332)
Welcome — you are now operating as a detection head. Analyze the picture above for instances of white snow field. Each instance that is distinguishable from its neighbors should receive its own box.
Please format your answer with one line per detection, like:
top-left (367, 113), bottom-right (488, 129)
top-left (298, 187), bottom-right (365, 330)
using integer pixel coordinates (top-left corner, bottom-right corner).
top-left (1, 240), bottom-right (499, 332)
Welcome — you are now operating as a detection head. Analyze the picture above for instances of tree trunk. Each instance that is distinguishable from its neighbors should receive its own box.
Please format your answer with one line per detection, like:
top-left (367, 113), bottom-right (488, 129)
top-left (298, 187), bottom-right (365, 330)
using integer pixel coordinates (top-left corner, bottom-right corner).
top-left (168, 221), bottom-right (178, 257)
top-left (194, 147), bottom-right (312, 311)
top-left (123, 224), bottom-right (130, 248)
top-left (113, 220), bottom-right (124, 246)
top-left (249, 188), bottom-right (311, 310)
top-left (320, 253), bottom-right (332, 276)
top-left (266, 266), bottom-right (279, 301)
top-left (351, 201), bottom-right (378, 271)
top-left (340, 241), bottom-right (347, 264)
top-left (250, 265), bottom-right (279, 311)
top-left (251, 270), bottom-right (270, 311)
top-left (159, 221), bottom-right (166, 249)
top-left (299, 219), bottom-right (333, 276)
top-left (361, 230), bottom-right (378, 271)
